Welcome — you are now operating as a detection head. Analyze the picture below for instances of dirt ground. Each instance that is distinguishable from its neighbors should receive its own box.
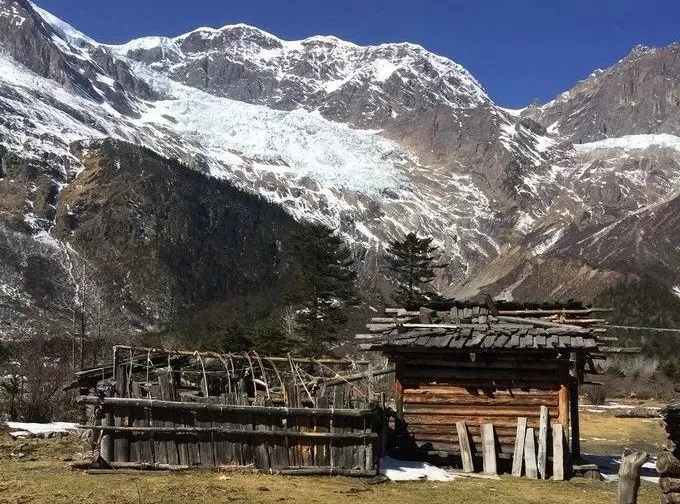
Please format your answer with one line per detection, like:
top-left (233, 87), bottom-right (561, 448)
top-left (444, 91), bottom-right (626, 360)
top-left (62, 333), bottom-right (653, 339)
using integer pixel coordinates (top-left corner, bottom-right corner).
top-left (0, 404), bottom-right (666, 504)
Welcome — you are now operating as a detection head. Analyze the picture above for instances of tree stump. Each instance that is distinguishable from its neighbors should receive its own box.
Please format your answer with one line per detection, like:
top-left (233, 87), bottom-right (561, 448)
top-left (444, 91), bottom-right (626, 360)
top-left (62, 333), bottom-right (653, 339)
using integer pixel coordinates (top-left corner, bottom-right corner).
top-left (616, 450), bottom-right (648, 504)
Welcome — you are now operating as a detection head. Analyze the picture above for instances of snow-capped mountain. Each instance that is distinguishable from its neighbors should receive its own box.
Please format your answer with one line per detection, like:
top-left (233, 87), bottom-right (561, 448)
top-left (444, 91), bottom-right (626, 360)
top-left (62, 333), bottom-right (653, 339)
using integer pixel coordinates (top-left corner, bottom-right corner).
top-left (1, 0), bottom-right (679, 338)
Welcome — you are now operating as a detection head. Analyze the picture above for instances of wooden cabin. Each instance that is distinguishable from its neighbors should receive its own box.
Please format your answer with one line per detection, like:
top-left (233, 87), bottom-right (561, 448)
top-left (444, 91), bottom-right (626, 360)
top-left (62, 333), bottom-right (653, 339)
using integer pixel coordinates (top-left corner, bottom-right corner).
top-left (360, 304), bottom-right (606, 466)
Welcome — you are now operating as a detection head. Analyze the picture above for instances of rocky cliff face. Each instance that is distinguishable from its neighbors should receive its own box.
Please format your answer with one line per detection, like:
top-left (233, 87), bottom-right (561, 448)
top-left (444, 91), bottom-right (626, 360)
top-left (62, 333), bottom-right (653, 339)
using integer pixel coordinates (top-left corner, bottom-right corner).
top-left (0, 0), bottom-right (679, 340)
top-left (527, 44), bottom-right (680, 142)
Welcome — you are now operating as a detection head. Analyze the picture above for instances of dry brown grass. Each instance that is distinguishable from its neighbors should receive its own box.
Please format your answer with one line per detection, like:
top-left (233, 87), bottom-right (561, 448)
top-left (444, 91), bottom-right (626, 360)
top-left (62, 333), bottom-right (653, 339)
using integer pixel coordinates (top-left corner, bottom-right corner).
top-left (580, 409), bottom-right (666, 454)
top-left (0, 431), bottom-right (661, 504)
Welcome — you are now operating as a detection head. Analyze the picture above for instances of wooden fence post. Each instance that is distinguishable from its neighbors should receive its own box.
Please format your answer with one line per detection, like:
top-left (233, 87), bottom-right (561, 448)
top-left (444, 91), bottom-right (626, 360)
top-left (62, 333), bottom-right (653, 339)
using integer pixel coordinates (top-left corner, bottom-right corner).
top-left (616, 451), bottom-right (648, 504)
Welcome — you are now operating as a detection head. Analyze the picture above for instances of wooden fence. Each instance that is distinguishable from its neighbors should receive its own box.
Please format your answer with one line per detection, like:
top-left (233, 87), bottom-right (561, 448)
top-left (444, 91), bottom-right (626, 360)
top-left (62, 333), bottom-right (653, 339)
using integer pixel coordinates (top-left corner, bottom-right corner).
top-left (76, 347), bottom-right (387, 475)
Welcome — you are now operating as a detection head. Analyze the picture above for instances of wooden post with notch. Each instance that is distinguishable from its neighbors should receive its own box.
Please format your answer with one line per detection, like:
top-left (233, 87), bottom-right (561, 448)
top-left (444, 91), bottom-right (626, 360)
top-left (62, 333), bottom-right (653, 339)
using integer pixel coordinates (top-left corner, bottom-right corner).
top-left (616, 450), bottom-right (648, 504)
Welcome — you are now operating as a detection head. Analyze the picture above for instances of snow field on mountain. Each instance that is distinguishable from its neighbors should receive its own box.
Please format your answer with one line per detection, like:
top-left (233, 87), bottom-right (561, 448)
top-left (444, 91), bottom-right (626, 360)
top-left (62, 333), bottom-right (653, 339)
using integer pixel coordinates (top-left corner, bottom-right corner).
top-left (132, 63), bottom-right (413, 195)
top-left (574, 134), bottom-right (680, 152)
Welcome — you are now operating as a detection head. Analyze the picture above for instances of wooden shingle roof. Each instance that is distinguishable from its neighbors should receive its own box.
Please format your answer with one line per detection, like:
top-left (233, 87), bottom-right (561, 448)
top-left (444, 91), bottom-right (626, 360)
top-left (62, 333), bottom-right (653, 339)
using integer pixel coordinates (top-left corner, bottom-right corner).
top-left (364, 324), bottom-right (599, 352)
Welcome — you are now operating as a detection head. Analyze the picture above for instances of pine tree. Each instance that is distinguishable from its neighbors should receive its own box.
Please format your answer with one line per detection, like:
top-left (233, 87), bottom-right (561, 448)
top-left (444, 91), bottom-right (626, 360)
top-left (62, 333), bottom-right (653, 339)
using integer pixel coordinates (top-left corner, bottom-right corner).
top-left (288, 224), bottom-right (357, 354)
top-left (384, 233), bottom-right (445, 308)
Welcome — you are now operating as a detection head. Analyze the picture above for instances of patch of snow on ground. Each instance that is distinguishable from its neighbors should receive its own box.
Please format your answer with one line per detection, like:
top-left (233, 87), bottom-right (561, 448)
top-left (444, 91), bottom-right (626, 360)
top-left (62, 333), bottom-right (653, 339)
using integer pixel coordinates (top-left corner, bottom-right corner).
top-left (379, 456), bottom-right (457, 481)
top-left (574, 134), bottom-right (680, 152)
top-left (5, 421), bottom-right (79, 438)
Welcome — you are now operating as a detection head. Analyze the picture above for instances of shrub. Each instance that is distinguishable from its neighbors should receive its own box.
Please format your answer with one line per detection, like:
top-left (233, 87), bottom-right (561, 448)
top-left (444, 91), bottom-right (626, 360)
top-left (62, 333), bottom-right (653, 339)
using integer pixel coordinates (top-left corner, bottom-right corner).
top-left (583, 384), bottom-right (607, 405)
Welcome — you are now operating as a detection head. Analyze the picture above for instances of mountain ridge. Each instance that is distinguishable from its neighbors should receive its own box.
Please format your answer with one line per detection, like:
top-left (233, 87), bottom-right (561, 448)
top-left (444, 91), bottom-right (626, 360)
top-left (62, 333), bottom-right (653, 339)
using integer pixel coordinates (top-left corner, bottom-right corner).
top-left (0, 0), bottom-right (679, 342)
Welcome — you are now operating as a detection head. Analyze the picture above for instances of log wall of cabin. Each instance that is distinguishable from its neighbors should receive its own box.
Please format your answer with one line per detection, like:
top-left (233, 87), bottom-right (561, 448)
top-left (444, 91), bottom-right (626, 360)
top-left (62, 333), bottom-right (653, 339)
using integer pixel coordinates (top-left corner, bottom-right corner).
top-left (393, 351), bottom-right (571, 455)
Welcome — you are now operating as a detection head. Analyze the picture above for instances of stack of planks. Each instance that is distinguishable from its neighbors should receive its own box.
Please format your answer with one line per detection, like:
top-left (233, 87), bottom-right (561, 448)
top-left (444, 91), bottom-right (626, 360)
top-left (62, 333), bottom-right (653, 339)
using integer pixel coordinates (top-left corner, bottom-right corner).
top-left (453, 406), bottom-right (567, 479)
top-left (509, 406), bottom-right (567, 480)
top-left (657, 400), bottom-right (680, 503)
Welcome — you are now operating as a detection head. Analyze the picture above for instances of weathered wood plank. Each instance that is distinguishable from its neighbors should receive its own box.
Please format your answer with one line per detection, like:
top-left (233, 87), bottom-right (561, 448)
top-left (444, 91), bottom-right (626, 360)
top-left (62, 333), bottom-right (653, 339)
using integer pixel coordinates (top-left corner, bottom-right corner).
top-left (552, 424), bottom-right (565, 481)
top-left (456, 422), bottom-right (474, 473)
top-left (511, 417), bottom-right (527, 477)
top-left (537, 405), bottom-right (549, 479)
top-left (481, 423), bottom-right (497, 476)
top-left (524, 428), bottom-right (538, 479)
top-left (158, 373), bottom-right (178, 466)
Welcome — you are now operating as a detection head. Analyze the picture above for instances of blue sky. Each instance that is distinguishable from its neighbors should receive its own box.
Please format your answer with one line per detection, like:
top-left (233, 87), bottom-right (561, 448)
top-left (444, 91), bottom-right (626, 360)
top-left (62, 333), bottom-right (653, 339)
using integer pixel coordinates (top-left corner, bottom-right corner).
top-left (35, 0), bottom-right (680, 108)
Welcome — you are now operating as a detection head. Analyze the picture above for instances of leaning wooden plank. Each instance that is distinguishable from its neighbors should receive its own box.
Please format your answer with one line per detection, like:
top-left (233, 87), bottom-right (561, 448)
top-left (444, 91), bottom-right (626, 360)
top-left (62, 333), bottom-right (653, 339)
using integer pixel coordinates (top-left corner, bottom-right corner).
top-left (552, 424), bottom-right (565, 481)
top-left (537, 405), bottom-right (549, 479)
top-left (481, 423), bottom-right (497, 476)
top-left (524, 428), bottom-right (538, 479)
top-left (511, 417), bottom-right (527, 477)
top-left (456, 422), bottom-right (474, 473)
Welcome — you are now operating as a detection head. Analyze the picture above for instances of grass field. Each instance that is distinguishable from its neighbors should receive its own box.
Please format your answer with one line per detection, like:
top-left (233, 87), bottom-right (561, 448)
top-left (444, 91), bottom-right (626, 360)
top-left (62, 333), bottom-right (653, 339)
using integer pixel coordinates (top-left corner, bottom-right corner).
top-left (0, 406), bottom-right (665, 504)
top-left (580, 408), bottom-right (666, 454)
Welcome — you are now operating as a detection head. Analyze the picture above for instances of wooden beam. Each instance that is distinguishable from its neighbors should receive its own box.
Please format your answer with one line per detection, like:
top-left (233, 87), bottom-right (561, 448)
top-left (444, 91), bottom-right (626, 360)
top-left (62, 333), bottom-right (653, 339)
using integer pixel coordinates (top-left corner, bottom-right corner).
top-left (394, 357), bottom-right (405, 420)
top-left (569, 352), bottom-right (581, 459)
top-left (79, 425), bottom-right (378, 439)
top-left (498, 309), bottom-right (613, 316)
top-left (78, 397), bottom-right (375, 418)
top-left (111, 346), bottom-right (369, 365)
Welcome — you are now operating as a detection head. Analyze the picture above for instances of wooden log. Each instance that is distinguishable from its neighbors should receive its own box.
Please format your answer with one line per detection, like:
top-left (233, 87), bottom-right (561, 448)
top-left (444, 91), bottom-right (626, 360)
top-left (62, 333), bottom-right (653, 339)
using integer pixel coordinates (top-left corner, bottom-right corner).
top-left (657, 452), bottom-right (680, 476)
top-left (481, 423), bottom-right (497, 476)
top-left (402, 415), bottom-right (557, 429)
top-left (276, 467), bottom-right (376, 477)
top-left (82, 425), bottom-right (380, 438)
top-left (523, 428), bottom-right (538, 479)
top-left (403, 405), bottom-right (560, 418)
top-left (616, 450), bottom-right (647, 504)
top-left (112, 346), bottom-right (369, 365)
top-left (511, 417), bottom-right (527, 477)
top-left (253, 397), bottom-right (271, 471)
top-left (77, 396), bottom-right (374, 417)
top-left (498, 309), bottom-right (612, 316)
top-left (552, 424), bottom-right (565, 481)
top-left (537, 405), bottom-right (549, 479)
top-left (660, 477), bottom-right (680, 494)
top-left (456, 422), bottom-right (474, 473)
top-left (403, 394), bottom-right (559, 407)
